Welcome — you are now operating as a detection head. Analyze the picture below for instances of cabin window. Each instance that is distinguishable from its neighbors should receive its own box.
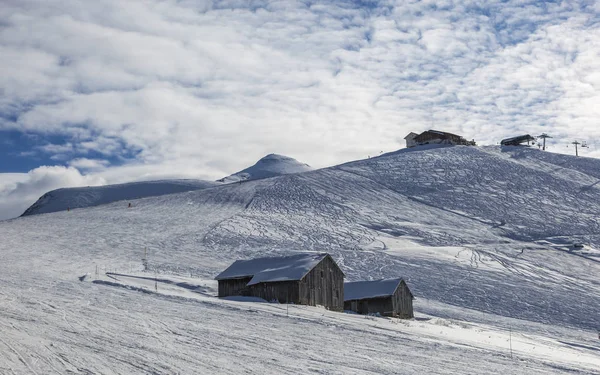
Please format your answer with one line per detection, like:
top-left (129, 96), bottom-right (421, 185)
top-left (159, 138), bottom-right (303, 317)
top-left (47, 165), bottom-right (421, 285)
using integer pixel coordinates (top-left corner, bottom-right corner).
top-left (320, 270), bottom-right (324, 278)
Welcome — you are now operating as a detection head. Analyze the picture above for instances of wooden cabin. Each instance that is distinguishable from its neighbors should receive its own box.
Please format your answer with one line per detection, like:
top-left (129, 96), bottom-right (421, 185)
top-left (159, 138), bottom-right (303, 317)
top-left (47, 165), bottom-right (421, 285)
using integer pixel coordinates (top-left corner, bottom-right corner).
top-left (215, 253), bottom-right (345, 311)
top-left (411, 130), bottom-right (475, 147)
top-left (501, 134), bottom-right (536, 146)
top-left (344, 278), bottom-right (414, 318)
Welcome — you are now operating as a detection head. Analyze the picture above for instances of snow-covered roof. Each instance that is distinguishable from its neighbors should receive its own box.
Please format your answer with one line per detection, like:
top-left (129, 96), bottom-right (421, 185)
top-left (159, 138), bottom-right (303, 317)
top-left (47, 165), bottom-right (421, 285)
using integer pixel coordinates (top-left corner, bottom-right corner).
top-left (215, 253), bottom-right (329, 285)
top-left (501, 134), bottom-right (535, 146)
top-left (344, 278), bottom-right (404, 301)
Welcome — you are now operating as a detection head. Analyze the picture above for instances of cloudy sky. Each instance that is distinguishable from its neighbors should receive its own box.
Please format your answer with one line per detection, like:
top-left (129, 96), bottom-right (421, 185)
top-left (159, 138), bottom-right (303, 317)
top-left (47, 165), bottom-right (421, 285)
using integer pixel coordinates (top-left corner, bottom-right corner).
top-left (1, 0), bottom-right (600, 220)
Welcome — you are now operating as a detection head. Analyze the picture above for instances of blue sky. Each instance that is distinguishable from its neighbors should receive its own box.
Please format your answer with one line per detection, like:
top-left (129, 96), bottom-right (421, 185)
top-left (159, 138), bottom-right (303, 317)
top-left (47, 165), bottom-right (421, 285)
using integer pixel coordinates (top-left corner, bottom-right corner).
top-left (1, 130), bottom-right (44, 172)
top-left (1, 0), bottom-right (600, 219)
top-left (0, 129), bottom-right (139, 172)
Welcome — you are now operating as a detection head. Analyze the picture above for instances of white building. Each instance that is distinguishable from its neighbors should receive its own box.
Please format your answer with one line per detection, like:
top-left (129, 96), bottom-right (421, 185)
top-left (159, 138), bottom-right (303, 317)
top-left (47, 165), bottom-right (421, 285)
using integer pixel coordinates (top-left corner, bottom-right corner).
top-left (404, 132), bottom-right (419, 148)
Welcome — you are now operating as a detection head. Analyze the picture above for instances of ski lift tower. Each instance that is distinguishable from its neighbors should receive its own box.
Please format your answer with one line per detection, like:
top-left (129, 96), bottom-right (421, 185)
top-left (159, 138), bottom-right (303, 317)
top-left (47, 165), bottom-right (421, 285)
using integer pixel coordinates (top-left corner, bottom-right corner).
top-left (538, 133), bottom-right (552, 151)
top-left (571, 141), bottom-right (589, 157)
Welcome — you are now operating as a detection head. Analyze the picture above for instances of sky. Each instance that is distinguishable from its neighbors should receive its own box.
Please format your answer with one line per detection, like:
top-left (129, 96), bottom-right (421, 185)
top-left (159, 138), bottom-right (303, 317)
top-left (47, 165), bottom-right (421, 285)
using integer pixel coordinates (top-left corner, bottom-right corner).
top-left (1, 0), bottom-right (600, 220)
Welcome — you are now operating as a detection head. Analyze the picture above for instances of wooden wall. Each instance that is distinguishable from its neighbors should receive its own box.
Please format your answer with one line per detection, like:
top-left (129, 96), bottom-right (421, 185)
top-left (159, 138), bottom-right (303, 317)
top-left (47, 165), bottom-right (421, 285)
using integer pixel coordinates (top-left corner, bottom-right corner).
top-left (246, 281), bottom-right (299, 303)
top-left (391, 280), bottom-right (414, 318)
top-left (298, 255), bottom-right (344, 311)
top-left (218, 277), bottom-right (252, 297)
top-left (414, 131), bottom-right (468, 146)
top-left (345, 297), bottom-right (393, 316)
top-left (414, 131), bottom-right (450, 143)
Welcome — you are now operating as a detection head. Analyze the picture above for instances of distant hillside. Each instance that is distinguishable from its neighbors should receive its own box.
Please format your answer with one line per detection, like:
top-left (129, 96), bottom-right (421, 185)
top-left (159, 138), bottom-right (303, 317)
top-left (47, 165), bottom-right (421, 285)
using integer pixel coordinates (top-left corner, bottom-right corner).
top-left (20, 153), bottom-right (311, 217)
top-left (219, 154), bottom-right (313, 183)
top-left (21, 179), bottom-right (217, 216)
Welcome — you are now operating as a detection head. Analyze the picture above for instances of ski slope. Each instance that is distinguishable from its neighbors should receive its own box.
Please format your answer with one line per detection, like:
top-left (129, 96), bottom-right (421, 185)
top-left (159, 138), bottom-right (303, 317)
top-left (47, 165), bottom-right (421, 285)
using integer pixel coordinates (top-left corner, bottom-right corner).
top-left (1, 145), bottom-right (599, 374)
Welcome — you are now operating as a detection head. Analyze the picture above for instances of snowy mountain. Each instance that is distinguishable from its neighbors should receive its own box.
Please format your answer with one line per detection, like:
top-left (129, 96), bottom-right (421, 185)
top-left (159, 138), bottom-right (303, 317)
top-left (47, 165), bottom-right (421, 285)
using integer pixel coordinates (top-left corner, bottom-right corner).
top-left (21, 179), bottom-right (217, 216)
top-left (20, 154), bottom-right (310, 217)
top-left (1, 145), bottom-right (599, 374)
top-left (219, 153), bottom-right (313, 183)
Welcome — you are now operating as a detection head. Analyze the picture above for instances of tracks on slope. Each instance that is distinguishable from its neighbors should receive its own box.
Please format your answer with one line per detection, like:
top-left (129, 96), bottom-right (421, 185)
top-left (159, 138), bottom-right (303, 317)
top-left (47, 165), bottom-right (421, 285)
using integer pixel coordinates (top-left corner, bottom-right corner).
top-left (333, 167), bottom-right (502, 229)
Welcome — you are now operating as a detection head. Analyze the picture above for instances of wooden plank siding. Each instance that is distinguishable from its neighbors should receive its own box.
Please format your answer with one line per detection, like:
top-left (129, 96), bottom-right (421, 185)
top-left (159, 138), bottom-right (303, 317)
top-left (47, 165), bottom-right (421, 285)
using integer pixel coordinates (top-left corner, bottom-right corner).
top-left (218, 277), bottom-right (252, 297)
top-left (298, 255), bottom-right (344, 311)
top-left (345, 297), bottom-right (393, 315)
top-left (414, 131), bottom-right (455, 144)
top-left (246, 281), bottom-right (299, 303)
top-left (391, 280), bottom-right (414, 318)
top-left (413, 131), bottom-right (473, 146)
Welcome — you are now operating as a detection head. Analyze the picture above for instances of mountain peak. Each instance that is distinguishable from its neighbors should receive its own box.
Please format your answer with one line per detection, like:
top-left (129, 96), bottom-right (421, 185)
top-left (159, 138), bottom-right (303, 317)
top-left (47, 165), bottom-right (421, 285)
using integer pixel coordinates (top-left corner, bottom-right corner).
top-left (258, 153), bottom-right (295, 161)
top-left (219, 154), bottom-right (313, 183)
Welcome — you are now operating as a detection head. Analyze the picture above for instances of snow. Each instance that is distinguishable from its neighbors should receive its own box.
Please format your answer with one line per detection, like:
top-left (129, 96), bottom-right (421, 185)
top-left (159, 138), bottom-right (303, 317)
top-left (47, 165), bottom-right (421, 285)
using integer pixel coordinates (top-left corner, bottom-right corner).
top-left (219, 153), bottom-right (313, 183)
top-left (215, 252), bottom-right (328, 286)
top-left (1, 145), bottom-right (600, 374)
top-left (344, 278), bottom-right (403, 301)
top-left (21, 179), bottom-right (217, 216)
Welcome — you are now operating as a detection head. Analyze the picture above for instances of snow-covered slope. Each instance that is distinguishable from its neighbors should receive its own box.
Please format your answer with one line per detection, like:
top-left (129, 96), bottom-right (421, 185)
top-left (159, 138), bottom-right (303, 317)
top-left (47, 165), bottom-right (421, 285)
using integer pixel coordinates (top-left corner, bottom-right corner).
top-left (20, 153), bottom-right (309, 217)
top-left (21, 179), bottom-right (218, 216)
top-left (1, 145), bottom-right (600, 374)
top-left (219, 153), bottom-right (313, 183)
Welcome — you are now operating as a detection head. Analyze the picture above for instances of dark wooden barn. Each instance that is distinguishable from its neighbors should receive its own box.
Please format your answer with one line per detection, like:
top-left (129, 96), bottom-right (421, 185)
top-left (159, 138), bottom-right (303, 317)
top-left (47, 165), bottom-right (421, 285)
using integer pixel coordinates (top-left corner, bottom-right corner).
top-left (412, 130), bottom-right (475, 147)
top-left (501, 134), bottom-right (536, 146)
top-left (215, 253), bottom-right (345, 311)
top-left (344, 278), bottom-right (414, 318)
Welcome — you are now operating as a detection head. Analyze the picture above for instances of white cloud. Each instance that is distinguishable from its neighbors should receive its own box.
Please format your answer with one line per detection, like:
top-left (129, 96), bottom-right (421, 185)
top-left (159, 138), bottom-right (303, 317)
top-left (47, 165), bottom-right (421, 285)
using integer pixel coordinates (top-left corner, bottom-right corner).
top-left (2, 0), bottom-right (600, 219)
top-left (0, 166), bottom-right (105, 220)
top-left (0, 173), bottom-right (28, 195)
top-left (67, 158), bottom-right (110, 171)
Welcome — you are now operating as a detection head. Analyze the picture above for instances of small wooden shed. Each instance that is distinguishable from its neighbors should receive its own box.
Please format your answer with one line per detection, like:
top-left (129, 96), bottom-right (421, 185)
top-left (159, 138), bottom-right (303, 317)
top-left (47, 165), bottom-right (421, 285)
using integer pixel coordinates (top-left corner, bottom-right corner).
top-left (344, 278), bottom-right (414, 318)
top-left (215, 253), bottom-right (345, 311)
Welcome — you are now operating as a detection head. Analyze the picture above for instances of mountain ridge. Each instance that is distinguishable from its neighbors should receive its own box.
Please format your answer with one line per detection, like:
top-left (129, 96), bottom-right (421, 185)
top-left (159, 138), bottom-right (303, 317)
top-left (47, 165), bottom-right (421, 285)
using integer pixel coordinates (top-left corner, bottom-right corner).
top-left (21, 179), bottom-right (218, 216)
top-left (20, 153), bottom-right (313, 217)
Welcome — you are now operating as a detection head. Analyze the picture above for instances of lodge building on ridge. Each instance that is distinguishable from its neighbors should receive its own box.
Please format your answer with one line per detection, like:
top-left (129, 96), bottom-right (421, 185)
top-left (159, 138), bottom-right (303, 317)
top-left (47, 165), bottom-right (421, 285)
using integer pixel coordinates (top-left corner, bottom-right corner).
top-left (405, 130), bottom-right (476, 148)
top-left (344, 278), bottom-right (414, 318)
top-left (215, 253), bottom-right (345, 311)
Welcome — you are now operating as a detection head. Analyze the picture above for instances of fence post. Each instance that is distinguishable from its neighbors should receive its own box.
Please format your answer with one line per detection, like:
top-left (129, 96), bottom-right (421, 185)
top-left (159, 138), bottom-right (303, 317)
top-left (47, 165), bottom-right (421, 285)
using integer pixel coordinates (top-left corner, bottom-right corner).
top-left (509, 324), bottom-right (513, 359)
